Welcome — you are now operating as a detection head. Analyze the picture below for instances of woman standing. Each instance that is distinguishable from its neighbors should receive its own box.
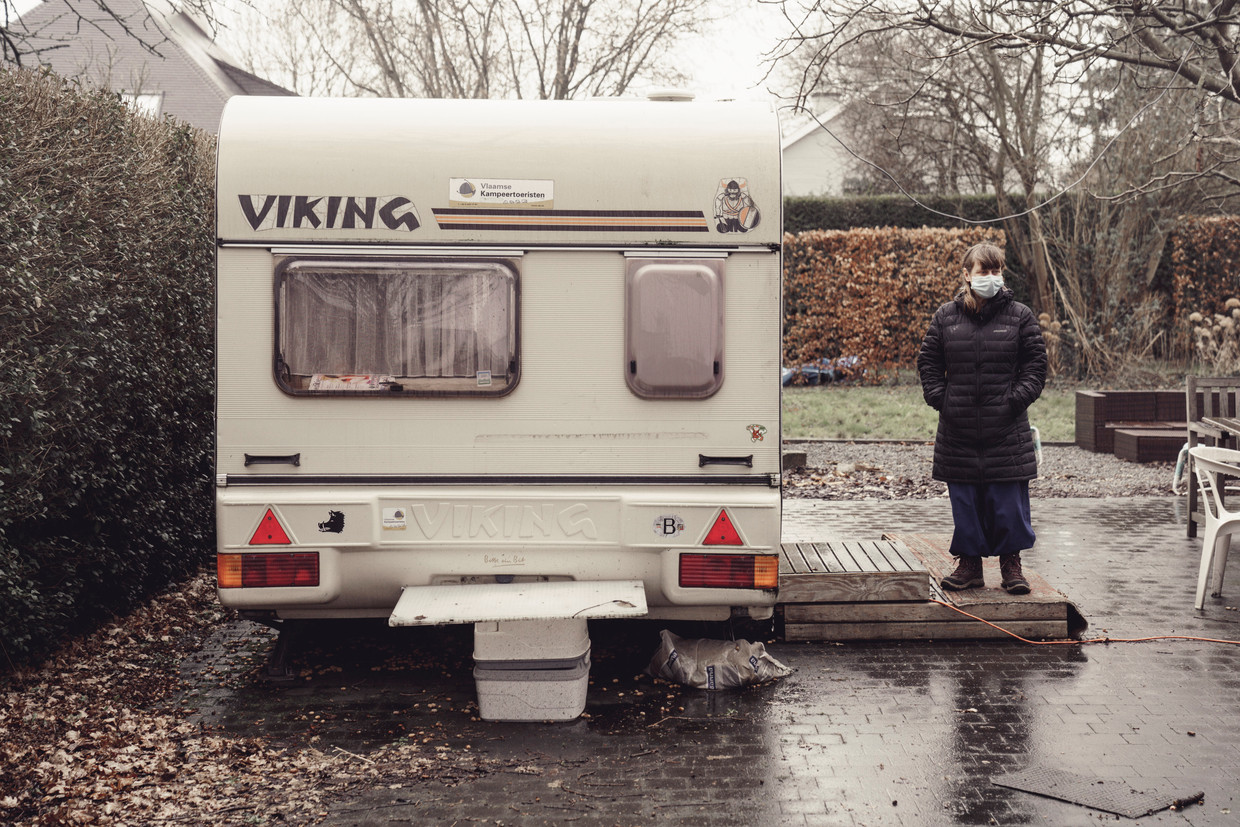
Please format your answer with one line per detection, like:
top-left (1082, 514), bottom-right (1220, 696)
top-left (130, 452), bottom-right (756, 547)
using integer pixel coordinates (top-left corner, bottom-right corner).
top-left (916, 242), bottom-right (1048, 594)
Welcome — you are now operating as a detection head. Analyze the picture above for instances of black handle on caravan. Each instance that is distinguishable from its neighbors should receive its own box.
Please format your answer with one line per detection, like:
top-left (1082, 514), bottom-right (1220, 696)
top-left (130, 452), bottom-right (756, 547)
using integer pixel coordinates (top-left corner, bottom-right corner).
top-left (244, 453), bottom-right (302, 467)
top-left (698, 454), bottom-right (753, 468)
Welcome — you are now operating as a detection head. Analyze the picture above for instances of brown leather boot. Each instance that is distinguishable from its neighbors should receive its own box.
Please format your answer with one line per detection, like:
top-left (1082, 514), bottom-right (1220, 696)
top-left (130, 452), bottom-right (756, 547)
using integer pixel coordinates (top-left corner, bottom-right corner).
top-left (1000, 554), bottom-right (1031, 595)
top-left (941, 556), bottom-right (984, 590)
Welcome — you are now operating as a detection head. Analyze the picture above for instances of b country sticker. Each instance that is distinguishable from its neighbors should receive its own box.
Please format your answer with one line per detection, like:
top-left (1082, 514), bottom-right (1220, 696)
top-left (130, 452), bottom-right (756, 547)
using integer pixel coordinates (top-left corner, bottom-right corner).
top-left (653, 515), bottom-right (686, 537)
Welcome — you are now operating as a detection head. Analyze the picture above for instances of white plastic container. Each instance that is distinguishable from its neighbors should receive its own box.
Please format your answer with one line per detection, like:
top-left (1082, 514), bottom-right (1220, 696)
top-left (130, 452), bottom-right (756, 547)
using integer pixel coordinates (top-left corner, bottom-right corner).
top-left (472, 618), bottom-right (592, 721)
top-left (474, 653), bottom-right (591, 721)
top-left (473, 618), bottom-right (590, 662)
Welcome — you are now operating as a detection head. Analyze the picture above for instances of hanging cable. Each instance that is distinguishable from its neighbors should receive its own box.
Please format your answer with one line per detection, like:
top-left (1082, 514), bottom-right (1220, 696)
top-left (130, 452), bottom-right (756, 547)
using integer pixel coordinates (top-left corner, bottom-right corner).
top-left (930, 599), bottom-right (1240, 646)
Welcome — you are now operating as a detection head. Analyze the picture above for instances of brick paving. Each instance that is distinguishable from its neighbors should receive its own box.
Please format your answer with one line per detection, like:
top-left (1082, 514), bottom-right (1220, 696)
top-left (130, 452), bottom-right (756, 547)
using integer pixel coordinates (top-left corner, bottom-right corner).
top-left (184, 496), bottom-right (1240, 825)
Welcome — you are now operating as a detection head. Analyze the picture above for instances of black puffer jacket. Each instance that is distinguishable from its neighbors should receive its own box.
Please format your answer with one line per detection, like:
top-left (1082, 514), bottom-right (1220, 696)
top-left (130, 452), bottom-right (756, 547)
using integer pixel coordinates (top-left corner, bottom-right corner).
top-left (916, 288), bottom-right (1047, 483)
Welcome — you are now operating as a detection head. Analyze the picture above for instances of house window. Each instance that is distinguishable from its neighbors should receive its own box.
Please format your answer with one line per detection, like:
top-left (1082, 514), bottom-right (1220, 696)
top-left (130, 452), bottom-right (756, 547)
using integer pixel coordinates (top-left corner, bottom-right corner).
top-left (625, 257), bottom-right (724, 399)
top-left (275, 257), bottom-right (519, 396)
top-left (119, 91), bottom-right (164, 117)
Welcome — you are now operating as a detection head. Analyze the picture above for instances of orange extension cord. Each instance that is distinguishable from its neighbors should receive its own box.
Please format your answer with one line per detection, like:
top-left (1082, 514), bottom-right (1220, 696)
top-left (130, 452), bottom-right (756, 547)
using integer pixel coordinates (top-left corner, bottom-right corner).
top-left (929, 599), bottom-right (1240, 647)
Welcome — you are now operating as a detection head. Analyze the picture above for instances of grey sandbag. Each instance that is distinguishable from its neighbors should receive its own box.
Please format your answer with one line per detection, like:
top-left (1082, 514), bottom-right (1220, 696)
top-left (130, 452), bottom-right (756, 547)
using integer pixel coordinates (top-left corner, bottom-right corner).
top-left (645, 628), bottom-right (792, 690)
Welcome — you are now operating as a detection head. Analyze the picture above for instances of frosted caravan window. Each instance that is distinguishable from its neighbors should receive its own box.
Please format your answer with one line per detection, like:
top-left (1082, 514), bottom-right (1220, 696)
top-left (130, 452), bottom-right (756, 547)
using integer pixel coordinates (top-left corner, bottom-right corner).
top-left (275, 258), bottom-right (518, 396)
top-left (625, 258), bottom-right (724, 399)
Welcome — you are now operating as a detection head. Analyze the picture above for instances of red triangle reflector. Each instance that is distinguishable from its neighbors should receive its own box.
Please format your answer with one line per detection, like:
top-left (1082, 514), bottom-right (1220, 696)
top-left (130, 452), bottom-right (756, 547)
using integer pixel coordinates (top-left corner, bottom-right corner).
top-left (249, 508), bottom-right (292, 545)
top-left (703, 508), bottom-right (743, 546)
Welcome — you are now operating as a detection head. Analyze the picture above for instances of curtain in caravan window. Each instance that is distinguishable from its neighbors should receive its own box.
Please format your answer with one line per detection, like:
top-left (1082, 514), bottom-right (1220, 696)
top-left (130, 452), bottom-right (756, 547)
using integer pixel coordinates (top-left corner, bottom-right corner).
top-left (282, 272), bottom-right (386, 374)
top-left (278, 259), bottom-right (517, 392)
top-left (397, 273), bottom-right (511, 378)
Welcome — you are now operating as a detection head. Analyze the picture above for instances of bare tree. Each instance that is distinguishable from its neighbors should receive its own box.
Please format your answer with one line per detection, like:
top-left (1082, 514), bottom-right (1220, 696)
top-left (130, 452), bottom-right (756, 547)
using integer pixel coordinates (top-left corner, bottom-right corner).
top-left (786, 9), bottom-right (1073, 313)
top-left (303, 0), bottom-right (510, 97)
top-left (1041, 60), bottom-right (1240, 372)
top-left (774, 1), bottom-right (1240, 376)
top-left (778, 0), bottom-right (1240, 193)
top-left (221, 0), bottom-right (710, 99)
top-left (509, 0), bottom-right (704, 98)
top-left (778, 1), bottom-right (1240, 105)
top-left (909, 0), bottom-right (1240, 108)
top-left (222, 0), bottom-right (356, 96)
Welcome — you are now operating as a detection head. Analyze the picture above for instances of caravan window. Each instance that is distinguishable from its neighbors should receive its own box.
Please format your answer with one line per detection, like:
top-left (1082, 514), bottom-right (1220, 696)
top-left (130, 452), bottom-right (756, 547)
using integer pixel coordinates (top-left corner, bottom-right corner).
top-left (625, 258), bottom-right (724, 399)
top-left (275, 257), bottom-right (518, 396)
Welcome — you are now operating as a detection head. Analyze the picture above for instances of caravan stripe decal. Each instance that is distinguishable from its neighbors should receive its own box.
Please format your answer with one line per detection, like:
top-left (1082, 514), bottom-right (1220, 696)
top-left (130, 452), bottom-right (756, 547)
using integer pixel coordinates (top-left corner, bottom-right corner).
top-left (432, 208), bottom-right (709, 232)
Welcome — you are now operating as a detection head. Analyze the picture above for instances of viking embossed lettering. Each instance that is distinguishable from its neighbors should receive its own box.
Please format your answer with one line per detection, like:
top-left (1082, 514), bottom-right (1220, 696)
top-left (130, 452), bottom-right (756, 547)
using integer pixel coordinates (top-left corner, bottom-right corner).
top-left (407, 502), bottom-right (598, 540)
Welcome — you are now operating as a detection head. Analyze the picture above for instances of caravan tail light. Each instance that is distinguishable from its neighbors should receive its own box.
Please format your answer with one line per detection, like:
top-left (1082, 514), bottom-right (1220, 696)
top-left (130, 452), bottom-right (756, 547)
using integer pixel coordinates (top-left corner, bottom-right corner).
top-left (218, 552), bottom-right (319, 588)
top-left (679, 554), bottom-right (779, 590)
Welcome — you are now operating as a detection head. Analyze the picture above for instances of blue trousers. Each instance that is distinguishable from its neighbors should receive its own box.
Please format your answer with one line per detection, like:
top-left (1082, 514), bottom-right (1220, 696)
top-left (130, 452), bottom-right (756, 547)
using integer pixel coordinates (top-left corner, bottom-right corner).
top-left (947, 481), bottom-right (1035, 558)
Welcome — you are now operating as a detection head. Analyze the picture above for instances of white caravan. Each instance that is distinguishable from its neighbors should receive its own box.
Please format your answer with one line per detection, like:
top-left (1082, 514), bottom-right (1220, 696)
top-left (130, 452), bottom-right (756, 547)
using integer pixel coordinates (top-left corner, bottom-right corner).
top-left (214, 96), bottom-right (782, 659)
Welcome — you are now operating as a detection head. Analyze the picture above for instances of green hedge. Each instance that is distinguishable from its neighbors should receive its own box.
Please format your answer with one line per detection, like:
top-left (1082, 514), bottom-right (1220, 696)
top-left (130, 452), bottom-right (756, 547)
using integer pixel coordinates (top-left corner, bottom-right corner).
top-left (784, 193), bottom-right (1003, 234)
top-left (0, 68), bottom-right (216, 669)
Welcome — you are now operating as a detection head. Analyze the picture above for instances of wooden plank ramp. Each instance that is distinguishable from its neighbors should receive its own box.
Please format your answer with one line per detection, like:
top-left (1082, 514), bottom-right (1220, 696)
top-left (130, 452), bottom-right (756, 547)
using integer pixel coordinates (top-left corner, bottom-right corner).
top-left (778, 534), bottom-right (1087, 642)
top-left (779, 539), bottom-right (930, 603)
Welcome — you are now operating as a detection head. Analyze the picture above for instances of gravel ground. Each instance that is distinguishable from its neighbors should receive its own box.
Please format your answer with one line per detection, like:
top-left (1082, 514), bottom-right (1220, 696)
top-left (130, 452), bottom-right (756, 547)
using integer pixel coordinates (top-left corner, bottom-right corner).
top-left (782, 440), bottom-right (1182, 500)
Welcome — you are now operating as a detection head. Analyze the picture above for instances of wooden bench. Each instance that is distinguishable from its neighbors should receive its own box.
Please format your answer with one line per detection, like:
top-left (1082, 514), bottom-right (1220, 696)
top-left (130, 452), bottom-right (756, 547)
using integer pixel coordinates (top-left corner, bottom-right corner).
top-left (1076, 390), bottom-right (1185, 454)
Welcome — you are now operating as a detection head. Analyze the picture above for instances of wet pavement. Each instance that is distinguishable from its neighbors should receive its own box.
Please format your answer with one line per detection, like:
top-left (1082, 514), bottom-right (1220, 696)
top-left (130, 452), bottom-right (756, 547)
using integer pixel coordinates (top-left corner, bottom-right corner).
top-left (185, 496), bottom-right (1240, 825)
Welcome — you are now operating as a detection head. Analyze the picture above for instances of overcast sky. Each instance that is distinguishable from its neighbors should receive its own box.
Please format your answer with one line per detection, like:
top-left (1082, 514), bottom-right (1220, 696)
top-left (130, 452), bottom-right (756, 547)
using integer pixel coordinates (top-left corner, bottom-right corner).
top-left (676, 0), bottom-right (795, 102)
top-left (11, 0), bottom-right (800, 104)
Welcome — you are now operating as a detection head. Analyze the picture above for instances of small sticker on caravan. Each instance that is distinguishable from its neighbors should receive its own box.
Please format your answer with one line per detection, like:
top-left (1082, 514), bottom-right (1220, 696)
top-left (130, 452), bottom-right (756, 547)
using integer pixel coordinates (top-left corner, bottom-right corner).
top-left (713, 178), bottom-right (760, 233)
top-left (382, 508), bottom-right (407, 531)
top-left (653, 515), bottom-right (686, 537)
top-left (747, 424), bottom-right (768, 443)
top-left (318, 510), bottom-right (345, 533)
top-left (449, 178), bottom-right (554, 208)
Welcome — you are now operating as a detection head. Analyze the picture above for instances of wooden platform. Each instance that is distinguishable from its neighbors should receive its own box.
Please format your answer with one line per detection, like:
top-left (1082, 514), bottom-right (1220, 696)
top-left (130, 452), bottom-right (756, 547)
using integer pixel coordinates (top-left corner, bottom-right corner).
top-left (778, 534), bottom-right (1087, 642)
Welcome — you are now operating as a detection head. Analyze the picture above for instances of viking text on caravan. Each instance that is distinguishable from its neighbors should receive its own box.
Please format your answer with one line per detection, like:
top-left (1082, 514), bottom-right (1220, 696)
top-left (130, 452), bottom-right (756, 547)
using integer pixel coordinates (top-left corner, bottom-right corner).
top-left (238, 194), bottom-right (421, 232)
top-left (408, 502), bottom-right (599, 541)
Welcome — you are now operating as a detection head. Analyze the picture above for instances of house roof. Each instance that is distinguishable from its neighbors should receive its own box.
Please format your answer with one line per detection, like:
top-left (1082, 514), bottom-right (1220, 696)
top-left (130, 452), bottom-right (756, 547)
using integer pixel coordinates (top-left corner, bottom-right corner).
top-left (780, 100), bottom-right (847, 152)
top-left (212, 57), bottom-right (293, 97)
top-left (12, 0), bottom-right (294, 131)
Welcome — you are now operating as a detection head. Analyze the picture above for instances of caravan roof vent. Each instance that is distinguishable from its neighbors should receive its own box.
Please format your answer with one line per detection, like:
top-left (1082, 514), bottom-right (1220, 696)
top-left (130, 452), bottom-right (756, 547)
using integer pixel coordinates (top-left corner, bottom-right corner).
top-left (646, 87), bottom-right (695, 102)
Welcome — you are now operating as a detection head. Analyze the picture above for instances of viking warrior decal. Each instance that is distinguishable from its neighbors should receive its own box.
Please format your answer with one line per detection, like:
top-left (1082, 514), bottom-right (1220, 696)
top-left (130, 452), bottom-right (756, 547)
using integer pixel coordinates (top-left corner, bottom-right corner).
top-left (713, 178), bottom-right (760, 233)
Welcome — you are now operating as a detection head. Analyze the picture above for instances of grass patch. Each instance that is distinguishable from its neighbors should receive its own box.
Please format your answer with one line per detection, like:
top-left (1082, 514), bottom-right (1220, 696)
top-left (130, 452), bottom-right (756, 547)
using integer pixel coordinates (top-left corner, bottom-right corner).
top-left (782, 381), bottom-right (1079, 443)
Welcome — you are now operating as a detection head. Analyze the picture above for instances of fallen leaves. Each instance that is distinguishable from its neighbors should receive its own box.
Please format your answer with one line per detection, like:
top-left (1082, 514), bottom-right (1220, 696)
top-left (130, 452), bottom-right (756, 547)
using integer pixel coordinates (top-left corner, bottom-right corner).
top-left (0, 574), bottom-right (492, 826)
top-left (782, 465), bottom-right (946, 500)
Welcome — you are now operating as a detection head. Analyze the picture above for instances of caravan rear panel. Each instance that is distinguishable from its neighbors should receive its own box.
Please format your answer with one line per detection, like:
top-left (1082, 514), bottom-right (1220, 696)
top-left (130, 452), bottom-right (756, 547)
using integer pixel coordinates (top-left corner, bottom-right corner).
top-left (215, 96), bottom-right (782, 624)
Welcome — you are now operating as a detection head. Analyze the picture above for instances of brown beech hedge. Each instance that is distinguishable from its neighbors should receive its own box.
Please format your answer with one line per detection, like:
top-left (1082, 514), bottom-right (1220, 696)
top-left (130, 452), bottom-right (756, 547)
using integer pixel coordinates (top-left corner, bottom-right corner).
top-left (783, 226), bottom-right (1005, 380)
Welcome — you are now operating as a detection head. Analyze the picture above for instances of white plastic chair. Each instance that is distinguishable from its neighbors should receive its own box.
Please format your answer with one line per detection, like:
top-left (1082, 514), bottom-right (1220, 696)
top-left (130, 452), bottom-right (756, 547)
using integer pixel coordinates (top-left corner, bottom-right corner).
top-left (1188, 446), bottom-right (1240, 609)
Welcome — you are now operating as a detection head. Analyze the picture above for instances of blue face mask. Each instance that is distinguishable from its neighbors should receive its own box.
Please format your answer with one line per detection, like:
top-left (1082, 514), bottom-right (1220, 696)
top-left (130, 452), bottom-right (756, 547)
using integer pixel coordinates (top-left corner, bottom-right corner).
top-left (970, 275), bottom-right (1004, 299)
